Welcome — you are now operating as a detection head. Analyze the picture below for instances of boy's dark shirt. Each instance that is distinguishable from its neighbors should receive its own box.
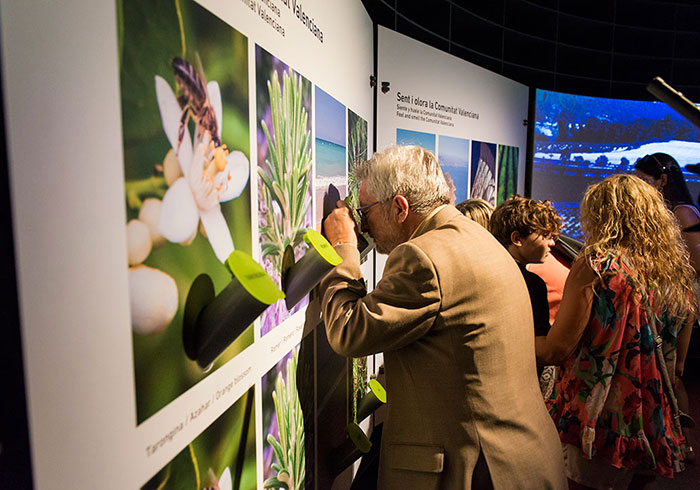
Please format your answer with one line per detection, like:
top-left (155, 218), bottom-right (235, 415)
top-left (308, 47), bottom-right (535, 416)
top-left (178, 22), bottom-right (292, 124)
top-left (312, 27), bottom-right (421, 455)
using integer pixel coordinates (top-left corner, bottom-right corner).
top-left (518, 263), bottom-right (551, 378)
top-left (517, 263), bottom-right (551, 337)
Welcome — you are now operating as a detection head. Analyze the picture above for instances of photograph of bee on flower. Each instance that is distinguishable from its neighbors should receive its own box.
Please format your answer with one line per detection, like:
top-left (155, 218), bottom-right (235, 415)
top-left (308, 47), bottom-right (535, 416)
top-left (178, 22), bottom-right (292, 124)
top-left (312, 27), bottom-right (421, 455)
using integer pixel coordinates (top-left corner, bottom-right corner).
top-left (255, 46), bottom-right (313, 336)
top-left (118, 0), bottom-right (252, 424)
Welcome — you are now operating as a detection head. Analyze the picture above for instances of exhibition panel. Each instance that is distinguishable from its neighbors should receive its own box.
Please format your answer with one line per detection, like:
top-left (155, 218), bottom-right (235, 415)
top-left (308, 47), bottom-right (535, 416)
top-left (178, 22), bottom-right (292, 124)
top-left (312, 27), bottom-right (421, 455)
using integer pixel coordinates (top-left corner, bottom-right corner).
top-left (1, 0), bottom-right (373, 488)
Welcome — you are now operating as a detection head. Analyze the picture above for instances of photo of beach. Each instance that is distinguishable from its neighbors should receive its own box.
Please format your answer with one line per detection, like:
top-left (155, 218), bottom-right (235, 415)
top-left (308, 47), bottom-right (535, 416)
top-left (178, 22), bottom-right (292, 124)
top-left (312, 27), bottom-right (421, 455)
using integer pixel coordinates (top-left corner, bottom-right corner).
top-left (314, 87), bottom-right (347, 231)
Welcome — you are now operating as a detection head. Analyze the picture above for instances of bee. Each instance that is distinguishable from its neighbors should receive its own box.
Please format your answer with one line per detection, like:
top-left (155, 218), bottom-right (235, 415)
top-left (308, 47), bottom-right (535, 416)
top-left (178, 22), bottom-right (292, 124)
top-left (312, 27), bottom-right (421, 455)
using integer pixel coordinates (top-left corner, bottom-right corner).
top-left (171, 55), bottom-right (221, 150)
top-left (202, 468), bottom-right (226, 490)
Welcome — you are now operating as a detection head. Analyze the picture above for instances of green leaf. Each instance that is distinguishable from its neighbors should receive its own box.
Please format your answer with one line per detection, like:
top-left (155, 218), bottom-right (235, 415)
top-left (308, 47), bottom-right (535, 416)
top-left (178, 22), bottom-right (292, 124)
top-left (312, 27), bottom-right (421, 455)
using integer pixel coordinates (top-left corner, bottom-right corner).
top-left (263, 476), bottom-right (289, 489)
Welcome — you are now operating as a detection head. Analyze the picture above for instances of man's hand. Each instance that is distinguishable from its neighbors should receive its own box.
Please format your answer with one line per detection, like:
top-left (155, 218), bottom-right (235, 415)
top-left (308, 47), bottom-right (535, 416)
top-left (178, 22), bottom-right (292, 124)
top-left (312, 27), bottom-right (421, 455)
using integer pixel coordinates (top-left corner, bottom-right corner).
top-left (323, 200), bottom-right (359, 248)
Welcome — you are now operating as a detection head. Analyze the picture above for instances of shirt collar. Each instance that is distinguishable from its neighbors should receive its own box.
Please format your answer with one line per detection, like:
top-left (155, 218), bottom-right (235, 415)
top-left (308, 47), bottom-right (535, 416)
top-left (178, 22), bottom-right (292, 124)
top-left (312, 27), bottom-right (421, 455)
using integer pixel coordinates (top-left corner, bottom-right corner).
top-left (408, 205), bottom-right (447, 240)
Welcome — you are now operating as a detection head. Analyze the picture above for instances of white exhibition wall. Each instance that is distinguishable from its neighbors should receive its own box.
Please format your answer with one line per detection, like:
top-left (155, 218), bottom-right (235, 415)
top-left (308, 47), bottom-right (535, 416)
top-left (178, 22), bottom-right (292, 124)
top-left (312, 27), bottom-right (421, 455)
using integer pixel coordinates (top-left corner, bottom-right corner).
top-left (1, 0), bottom-right (372, 488)
top-left (377, 25), bottom-right (529, 206)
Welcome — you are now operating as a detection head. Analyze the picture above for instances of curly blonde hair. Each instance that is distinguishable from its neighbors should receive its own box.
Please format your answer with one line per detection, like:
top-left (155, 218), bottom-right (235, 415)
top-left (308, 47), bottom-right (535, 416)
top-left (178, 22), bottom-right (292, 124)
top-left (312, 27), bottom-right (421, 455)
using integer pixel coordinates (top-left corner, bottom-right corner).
top-left (489, 195), bottom-right (562, 247)
top-left (580, 174), bottom-right (697, 317)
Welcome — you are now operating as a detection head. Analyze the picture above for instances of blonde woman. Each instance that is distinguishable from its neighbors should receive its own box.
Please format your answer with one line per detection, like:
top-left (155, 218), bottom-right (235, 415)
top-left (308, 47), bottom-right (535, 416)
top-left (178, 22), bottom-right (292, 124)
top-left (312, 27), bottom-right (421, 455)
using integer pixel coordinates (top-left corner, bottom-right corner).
top-left (536, 175), bottom-right (696, 489)
top-left (455, 198), bottom-right (494, 229)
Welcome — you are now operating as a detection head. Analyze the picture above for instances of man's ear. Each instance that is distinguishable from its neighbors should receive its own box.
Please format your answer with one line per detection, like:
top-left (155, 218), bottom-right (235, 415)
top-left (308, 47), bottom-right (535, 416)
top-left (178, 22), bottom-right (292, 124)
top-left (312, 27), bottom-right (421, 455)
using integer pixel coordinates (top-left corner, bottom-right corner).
top-left (393, 195), bottom-right (410, 223)
top-left (660, 173), bottom-right (669, 187)
top-left (510, 230), bottom-right (522, 247)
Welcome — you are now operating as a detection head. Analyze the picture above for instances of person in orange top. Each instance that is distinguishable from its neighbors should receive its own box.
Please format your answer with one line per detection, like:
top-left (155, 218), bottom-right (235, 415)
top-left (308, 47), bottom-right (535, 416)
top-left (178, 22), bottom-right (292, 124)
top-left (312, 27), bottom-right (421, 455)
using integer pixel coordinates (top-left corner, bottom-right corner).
top-left (528, 252), bottom-right (570, 325)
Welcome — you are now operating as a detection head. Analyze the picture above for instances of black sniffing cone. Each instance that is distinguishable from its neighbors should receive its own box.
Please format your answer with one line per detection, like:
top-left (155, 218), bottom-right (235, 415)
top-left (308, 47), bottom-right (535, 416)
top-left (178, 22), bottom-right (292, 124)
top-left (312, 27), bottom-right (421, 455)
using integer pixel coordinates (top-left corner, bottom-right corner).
top-left (282, 229), bottom-right (342, 310)
top-left (183, 252), bottom-right (283, 370)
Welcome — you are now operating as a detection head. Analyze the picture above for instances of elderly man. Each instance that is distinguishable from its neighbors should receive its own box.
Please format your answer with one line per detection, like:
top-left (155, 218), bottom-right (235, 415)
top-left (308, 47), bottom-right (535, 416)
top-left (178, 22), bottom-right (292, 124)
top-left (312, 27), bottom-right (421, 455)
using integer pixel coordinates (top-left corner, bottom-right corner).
top-left (320, 146), bottom-right (565, 490)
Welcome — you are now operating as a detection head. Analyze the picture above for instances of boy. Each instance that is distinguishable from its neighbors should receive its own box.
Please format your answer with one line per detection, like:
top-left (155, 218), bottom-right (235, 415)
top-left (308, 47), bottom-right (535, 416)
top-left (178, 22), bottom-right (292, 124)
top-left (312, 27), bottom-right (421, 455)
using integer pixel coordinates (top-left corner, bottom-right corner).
top-left (490, 196), bottom-right (562, 339)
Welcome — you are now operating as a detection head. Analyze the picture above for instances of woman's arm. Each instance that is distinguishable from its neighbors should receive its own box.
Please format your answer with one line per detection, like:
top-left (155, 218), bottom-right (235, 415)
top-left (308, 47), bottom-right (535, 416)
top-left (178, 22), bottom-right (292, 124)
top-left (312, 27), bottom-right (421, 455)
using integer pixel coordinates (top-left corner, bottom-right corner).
top-left (674, 205), bottom-right (700, 276)
top-left (535, 256), bottom-right (596, 365)
top-left (676, 315), bottom-right (695, 379)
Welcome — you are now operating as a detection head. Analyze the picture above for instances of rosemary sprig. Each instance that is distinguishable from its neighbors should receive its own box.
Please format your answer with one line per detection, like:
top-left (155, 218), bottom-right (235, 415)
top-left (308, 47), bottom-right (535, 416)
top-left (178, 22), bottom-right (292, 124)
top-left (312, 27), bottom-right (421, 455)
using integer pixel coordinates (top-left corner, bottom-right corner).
top-left (346, 113), bottom-right (367, 209)
top-left (264, 349), bottom-right (305, 490)
top-left (351, 357), bottom-right (369, 423)
top-left (259, 69), bottom-right (312, 273)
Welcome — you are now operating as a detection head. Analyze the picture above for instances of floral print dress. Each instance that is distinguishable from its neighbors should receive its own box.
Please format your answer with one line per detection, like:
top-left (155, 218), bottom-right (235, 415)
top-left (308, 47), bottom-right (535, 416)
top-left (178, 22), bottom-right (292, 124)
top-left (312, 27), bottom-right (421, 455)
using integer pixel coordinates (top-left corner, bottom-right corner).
top-left (547, 255), bottom-right (686, 478)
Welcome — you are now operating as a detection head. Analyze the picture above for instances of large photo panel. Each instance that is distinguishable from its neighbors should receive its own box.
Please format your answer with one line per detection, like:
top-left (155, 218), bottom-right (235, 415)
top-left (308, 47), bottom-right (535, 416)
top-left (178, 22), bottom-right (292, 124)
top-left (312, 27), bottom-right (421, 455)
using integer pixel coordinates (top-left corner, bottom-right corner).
top-left (120, 0), bottom-right (253, 425)
top-left (142, 387), bottom-right (256, 490)
top-left (375, 25), bottom-right (528, 279)
top-left (1, 0), bottom-right (373, 488)
top-left (255, 45), bottom-right (314, 336)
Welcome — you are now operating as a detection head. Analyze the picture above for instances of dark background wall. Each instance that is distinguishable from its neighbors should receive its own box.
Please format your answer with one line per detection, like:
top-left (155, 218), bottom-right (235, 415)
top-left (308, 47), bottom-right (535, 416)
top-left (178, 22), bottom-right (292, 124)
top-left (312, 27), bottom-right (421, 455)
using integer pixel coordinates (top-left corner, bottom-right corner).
top-left (361, 0), bottom-right (700, 102)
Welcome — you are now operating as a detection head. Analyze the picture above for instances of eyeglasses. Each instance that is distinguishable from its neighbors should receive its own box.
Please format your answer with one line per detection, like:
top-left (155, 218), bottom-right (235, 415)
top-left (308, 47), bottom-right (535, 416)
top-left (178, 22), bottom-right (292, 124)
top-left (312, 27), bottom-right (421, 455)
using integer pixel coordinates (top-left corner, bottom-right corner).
top-left (356, 200), bottom-right (382, 221)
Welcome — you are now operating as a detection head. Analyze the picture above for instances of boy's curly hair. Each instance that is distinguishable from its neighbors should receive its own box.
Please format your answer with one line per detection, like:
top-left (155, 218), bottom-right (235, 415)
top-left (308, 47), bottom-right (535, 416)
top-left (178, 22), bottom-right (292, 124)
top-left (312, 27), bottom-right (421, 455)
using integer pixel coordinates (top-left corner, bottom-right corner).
top-left (489, 195), bottom-right (562, 247)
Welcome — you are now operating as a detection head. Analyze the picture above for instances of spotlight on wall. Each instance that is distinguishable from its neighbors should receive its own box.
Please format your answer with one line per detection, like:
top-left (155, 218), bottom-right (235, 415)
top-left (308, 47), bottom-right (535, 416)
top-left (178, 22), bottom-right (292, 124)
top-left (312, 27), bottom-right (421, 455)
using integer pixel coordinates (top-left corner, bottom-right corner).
top-left (647, 77), bottom-right (700, 131)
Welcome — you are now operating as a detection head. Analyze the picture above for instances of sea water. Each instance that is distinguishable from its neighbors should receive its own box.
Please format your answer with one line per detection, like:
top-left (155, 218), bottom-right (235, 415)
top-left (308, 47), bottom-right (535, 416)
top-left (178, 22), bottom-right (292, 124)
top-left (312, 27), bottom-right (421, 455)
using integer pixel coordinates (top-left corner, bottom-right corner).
top-left (316, 138), bottom-right (346, 178)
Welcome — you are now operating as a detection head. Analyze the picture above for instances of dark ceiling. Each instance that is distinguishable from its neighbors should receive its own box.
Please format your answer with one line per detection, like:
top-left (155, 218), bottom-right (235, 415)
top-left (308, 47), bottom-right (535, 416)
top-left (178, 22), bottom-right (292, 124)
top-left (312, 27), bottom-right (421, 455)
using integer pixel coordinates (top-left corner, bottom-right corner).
top-left (361, 0), bottom-right (700, 102)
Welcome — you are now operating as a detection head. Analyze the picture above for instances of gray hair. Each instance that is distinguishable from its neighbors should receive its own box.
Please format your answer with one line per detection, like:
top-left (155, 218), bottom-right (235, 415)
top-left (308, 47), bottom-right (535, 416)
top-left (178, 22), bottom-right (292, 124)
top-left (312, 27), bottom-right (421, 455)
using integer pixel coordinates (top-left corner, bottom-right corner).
top-left (353, 145), bottom-right (451, 215)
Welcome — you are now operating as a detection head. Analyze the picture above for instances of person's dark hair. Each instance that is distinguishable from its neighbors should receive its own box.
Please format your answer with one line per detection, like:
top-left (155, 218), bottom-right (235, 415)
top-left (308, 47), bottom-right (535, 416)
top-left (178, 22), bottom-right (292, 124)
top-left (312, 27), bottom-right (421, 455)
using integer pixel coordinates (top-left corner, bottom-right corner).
top-left (634, 152), bottom-right (694, 207)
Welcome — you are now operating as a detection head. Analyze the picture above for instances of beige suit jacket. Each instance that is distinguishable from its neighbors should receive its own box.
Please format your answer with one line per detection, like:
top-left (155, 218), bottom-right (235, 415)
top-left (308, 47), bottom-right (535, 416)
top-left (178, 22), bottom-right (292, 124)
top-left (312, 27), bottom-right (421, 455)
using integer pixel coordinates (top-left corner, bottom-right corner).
top-left (319, 206), bottom-right (566, 490)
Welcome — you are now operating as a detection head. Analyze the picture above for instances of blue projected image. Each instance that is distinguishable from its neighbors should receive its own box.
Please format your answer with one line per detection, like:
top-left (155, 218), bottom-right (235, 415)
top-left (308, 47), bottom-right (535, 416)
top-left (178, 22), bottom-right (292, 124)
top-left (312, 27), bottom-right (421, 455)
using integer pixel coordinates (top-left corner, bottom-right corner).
top-left (532, 89), bottom-right (700, 240)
